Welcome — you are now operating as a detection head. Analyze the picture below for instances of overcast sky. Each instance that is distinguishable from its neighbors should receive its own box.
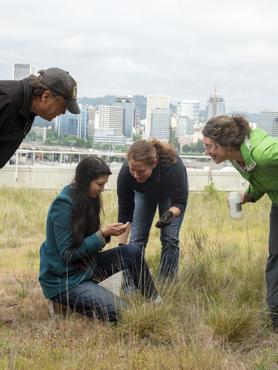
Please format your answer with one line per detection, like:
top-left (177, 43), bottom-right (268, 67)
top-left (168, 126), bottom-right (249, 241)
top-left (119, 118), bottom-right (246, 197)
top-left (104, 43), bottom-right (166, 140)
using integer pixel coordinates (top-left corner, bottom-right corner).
top-left (1, 0), bottom-right (278, 112)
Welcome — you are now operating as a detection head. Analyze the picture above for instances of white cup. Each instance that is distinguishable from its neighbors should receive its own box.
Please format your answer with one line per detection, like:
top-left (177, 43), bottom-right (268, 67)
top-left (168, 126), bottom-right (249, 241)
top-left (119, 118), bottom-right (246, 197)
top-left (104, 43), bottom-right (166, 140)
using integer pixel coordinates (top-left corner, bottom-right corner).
top-left (228, 192), bottom-right (243, 219)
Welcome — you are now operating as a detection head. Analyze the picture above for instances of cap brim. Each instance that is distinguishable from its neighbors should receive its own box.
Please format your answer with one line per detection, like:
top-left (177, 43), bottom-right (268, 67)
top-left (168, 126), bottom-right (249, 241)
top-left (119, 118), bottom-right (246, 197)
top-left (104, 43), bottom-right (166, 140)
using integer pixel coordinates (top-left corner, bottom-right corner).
top-left (66, 99), bottom-right (80, 114)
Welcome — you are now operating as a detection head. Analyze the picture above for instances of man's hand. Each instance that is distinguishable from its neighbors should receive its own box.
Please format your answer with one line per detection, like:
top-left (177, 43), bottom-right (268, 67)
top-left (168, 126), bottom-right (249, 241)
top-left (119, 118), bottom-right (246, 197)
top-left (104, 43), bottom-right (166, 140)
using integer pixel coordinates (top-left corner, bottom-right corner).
top-left (155, 210), bottom-right (174, 229)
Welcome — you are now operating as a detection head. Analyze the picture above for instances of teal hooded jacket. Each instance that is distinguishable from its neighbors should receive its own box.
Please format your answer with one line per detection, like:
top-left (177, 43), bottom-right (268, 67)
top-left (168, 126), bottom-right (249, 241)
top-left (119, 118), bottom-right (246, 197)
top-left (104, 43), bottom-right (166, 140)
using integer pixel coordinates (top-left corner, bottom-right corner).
top-left (39, 185), bottom-right (106, 299)
top-left (231, 128), bottom-right (278, 205)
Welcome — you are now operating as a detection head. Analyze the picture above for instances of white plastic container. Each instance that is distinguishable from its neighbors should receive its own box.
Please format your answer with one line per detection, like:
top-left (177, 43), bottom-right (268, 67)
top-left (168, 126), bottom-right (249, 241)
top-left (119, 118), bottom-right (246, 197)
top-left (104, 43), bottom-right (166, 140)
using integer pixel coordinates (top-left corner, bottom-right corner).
top-left (228, 192), bottom-right (243, 219)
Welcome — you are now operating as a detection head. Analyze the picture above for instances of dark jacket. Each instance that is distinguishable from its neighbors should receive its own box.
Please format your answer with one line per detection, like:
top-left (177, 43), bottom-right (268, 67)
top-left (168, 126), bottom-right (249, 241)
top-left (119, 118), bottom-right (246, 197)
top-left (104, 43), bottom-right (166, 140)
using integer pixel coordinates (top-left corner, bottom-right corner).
top-left (0, 78), bottom-right (36, 168)
top-left (117, 156), bottom-right (188, 223)
top-left (39, 185), bottom-right (106, 299)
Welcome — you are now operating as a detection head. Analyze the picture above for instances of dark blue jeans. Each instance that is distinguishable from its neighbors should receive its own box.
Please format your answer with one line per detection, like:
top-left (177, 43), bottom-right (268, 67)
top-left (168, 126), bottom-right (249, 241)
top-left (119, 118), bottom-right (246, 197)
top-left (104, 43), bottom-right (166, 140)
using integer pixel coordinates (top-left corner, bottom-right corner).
top-left (130, 191), bottom-right (185, 279)
top-left (266, 203), bottom-right (278, 328)
top-left (53, 243), bottom-right (158, 322)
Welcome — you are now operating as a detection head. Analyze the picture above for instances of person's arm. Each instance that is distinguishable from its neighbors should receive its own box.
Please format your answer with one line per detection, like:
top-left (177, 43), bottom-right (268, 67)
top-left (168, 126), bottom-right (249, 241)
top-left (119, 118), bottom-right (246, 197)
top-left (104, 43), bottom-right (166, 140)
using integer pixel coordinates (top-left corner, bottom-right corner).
top-left (117, 164), bottom-right (135, 224)
top-left (0, 91), bottom-right (11, 133)
top-left (117, 222), bottom-right (131, 244)
top-left (168, 159), bottom-right (189, 215)
top-left (245, 137), bottom-right (278, 202)
top-left (155, 160), bottom-right (188, 228)
top-left (50, 198), bottom-right (106, 263)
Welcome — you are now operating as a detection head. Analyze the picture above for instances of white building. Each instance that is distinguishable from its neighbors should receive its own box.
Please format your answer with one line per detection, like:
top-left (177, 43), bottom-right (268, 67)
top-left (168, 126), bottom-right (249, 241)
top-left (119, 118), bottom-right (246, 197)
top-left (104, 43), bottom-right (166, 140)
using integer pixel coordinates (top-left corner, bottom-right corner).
top-left (177, 100), bottom-right (200, 123)
top-left (146, 95), bottom-right (170, 136)
top-left (13, 63), bottom-right (31, 80)
top-left (150, 108), bottom-right (170, 141)
top-left (207, 90), bottom-right (225, 120)
top-left (98, 105), bottom-right (124, 137)
top-left (258, 111), bottom-right (278, 137)
top-left (87, 106), bottom-right (96, 138)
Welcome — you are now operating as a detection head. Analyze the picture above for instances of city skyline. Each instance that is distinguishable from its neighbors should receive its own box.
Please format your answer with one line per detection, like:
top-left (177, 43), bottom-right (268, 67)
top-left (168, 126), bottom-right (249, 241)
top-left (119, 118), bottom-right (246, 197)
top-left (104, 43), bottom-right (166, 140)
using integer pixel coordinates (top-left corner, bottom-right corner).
top-left (1, 1), bottom-right (278, 112)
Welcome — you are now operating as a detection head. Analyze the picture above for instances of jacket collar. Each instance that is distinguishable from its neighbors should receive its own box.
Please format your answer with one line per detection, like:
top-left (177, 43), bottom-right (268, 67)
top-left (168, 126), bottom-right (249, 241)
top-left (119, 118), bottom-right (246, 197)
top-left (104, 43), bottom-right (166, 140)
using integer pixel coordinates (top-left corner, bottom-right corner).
top-left (231, 136), bottom-right (257, 172)
top-left (19, 78), bottom-right (36, 120)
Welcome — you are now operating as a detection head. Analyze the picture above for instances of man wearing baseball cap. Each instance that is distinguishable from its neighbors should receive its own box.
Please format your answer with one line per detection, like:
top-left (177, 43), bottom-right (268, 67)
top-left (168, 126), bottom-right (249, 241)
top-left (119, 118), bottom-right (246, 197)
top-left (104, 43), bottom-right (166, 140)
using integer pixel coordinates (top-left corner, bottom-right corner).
top-left (0, 67), bottom-right (80, 168)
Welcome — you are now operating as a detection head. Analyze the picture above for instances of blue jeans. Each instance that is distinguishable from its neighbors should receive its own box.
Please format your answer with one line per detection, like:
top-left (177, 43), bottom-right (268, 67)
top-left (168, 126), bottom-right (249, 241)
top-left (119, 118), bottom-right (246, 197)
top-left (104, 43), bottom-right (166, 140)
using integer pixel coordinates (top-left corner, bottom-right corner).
top-left (130, 191), bottom-right (185, 279)
top-left (53, 244), bottom-right (158, 322)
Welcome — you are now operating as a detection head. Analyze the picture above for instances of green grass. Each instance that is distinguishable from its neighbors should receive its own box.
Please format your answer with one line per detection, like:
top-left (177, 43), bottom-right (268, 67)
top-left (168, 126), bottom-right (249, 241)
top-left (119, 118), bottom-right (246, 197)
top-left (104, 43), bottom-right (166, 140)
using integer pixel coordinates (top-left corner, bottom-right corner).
top-left (0, 187), bottom-right (277, 369)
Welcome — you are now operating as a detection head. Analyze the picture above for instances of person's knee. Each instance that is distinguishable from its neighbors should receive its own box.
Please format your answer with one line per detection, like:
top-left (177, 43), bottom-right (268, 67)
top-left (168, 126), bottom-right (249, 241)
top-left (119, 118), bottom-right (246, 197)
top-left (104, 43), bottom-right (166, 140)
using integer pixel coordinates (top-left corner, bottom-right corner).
top-left (127, 243), bottom-right (143, 257)
top-left (161, 236), bottom-right (179, 247)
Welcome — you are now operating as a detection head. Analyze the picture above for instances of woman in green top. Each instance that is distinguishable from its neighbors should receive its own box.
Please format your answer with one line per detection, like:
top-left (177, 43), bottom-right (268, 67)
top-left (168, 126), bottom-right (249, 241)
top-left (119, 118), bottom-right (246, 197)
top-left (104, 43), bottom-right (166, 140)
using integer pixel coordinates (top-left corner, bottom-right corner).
top-left (39, 156), bottom-right (160, 322)
top-left (202, 115), bottom-right (278, 331)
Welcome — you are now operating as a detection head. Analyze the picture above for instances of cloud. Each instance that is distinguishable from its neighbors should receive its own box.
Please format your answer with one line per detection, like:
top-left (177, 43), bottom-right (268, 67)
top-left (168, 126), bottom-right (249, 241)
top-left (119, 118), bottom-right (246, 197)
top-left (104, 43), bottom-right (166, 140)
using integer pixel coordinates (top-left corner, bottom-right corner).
top-left (1, 0), bottom-right (278, 111)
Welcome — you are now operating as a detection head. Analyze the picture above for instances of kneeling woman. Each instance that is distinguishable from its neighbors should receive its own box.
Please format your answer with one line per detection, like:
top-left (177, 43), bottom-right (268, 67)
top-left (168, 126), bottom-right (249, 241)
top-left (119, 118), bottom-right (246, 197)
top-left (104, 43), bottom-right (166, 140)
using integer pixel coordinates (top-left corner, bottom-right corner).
top-left (39, 156), bottom-right (160, 322)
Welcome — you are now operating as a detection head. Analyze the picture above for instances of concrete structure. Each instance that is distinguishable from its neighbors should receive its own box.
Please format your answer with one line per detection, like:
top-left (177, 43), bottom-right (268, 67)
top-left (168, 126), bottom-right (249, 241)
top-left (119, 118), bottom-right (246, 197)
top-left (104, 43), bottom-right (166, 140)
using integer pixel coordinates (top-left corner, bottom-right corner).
top-left (0, 154), bottom-right (248, 192)
top-left (56, 113), bottom-right (79, 137)
top-left (207, 89), bottom-right (225, 120)
top-left (77, 104), bottom-right (88, 140)
top-left (13, 63), bottom-right (31, 80)
top-left (258, 111), bottom-right (278, 137)
top-left (99, 105), bottom-right (124, 136)
top-left (146, 95), bottom-right (170, 136)
top-left (113, 97), bottom-right (135, 139)
top-left (93, 129), bottom-right (126, 145)
top-left (87, 106), bottom-right (96, 138)
top-left (177, 100), bottom-right (200, 123)
top-left (176, 116), bottom-right (194, 139)
top-left (150, 108), bottom-right (170, 141)
top-left (55, 104), bottom-right (88, 140)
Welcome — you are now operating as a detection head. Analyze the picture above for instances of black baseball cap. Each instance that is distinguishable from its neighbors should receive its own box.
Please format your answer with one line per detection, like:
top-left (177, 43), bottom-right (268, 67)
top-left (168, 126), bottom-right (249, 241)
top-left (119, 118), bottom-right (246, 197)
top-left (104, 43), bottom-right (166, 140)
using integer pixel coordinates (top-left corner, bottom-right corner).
top-left (38, 67), bottom-right (80, 114)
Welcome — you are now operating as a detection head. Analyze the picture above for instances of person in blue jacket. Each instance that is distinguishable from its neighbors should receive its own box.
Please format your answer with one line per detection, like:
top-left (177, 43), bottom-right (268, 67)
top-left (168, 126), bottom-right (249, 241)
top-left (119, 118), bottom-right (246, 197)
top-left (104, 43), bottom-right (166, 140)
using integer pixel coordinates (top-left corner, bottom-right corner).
top-left (39, 156), bottom-right (160, 322)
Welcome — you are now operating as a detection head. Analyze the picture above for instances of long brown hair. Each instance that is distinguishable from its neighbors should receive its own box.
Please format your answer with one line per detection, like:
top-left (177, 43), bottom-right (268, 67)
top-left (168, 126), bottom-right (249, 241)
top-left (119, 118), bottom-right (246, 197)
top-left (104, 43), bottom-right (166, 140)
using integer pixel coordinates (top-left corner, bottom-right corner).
top-left (71, 156), bottom-right (111, 247)
top-left (127, 139), bottom-right (177, 166)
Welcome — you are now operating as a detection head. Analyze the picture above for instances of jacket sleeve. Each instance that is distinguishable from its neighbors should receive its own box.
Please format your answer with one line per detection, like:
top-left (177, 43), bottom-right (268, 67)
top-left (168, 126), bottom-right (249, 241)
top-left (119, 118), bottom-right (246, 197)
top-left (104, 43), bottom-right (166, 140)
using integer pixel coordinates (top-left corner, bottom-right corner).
top-left (50, 197), bottom-right (105, 263)
top-left (257, 141), bottom-right (278, 167)
top-left (0, 91), bottom-right (11, 133)
top-left (117, 164), bottom-right (135, 223)
top-left (169, 159), bottom-right (189, 213)
top-left (247, 139), bottom-right (278, 201)
top-left (246, 184), bottom-right (264, 202)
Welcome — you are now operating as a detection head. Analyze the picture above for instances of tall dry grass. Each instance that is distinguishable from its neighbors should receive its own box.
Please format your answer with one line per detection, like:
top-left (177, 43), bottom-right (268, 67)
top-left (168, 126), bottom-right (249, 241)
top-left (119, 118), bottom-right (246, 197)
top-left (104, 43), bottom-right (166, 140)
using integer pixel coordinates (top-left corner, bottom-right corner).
top-left (0, 186), bottom-right (277, 369)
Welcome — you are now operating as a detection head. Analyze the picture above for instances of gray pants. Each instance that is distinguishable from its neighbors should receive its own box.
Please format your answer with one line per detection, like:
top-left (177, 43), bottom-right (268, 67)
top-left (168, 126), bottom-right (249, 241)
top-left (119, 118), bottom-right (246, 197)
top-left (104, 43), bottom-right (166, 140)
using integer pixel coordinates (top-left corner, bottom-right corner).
top-left (266, 203), bottom-right (278, 327)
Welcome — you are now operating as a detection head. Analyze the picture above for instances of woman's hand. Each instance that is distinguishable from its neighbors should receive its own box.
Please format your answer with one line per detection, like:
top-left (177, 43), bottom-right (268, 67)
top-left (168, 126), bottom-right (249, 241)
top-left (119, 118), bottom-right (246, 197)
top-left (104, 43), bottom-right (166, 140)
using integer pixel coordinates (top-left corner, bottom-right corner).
top-left (101, 222), bottom-right (130, 237)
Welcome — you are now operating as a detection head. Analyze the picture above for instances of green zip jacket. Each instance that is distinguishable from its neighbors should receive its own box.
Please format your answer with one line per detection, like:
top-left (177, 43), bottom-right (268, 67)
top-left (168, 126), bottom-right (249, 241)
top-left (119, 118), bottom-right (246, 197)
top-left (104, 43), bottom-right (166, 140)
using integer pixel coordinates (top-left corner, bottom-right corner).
top-left (231, 128), bottom-right (278, 205)
top-left (39, 185), bottom-right (106, 299)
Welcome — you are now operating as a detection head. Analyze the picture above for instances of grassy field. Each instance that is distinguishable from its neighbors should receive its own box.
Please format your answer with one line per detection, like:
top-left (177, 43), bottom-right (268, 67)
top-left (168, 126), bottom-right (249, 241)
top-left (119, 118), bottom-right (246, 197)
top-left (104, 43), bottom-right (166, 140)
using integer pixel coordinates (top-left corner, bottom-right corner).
top-left (0, 186), bottom-right (277, 370)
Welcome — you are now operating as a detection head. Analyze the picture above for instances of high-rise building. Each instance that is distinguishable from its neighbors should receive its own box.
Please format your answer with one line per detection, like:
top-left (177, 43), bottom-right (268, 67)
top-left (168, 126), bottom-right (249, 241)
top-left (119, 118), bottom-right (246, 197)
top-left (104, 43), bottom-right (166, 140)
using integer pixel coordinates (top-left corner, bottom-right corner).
top-left (55, 105), bottom-right (88, 139)
top-left (55, 113), bottom-right (78, 137)
top-left (258, 111), bottom-right (278, 137)
top-left (77, 104), bottom-right (88, 140)
top-left (177, 100), bottom-right (200, 123)
top-left (87, 106), bottom-right (96, 138)
top-left (98, 105), bottom-right (124, 136)
top-left (113, 96), bottom-right (135, 139)
top-left (13, 63), bottom-right (31, 80)
top-left (176, 116), bottom-right (195, 140)
top-left (150, 108), bottom-right (170, 141)
top-left (176, 99), bottom-right (199, 140)
top-left (146, 95), bottom-right (170, 136)
top-left (207, 89), bottom-right (225, 120)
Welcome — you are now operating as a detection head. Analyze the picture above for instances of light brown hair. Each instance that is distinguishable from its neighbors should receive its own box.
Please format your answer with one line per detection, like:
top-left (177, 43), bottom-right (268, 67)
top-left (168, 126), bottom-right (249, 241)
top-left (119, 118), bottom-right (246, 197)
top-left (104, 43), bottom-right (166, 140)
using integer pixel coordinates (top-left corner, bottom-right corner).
top-left (127, 139), bottom-right (177, 166)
